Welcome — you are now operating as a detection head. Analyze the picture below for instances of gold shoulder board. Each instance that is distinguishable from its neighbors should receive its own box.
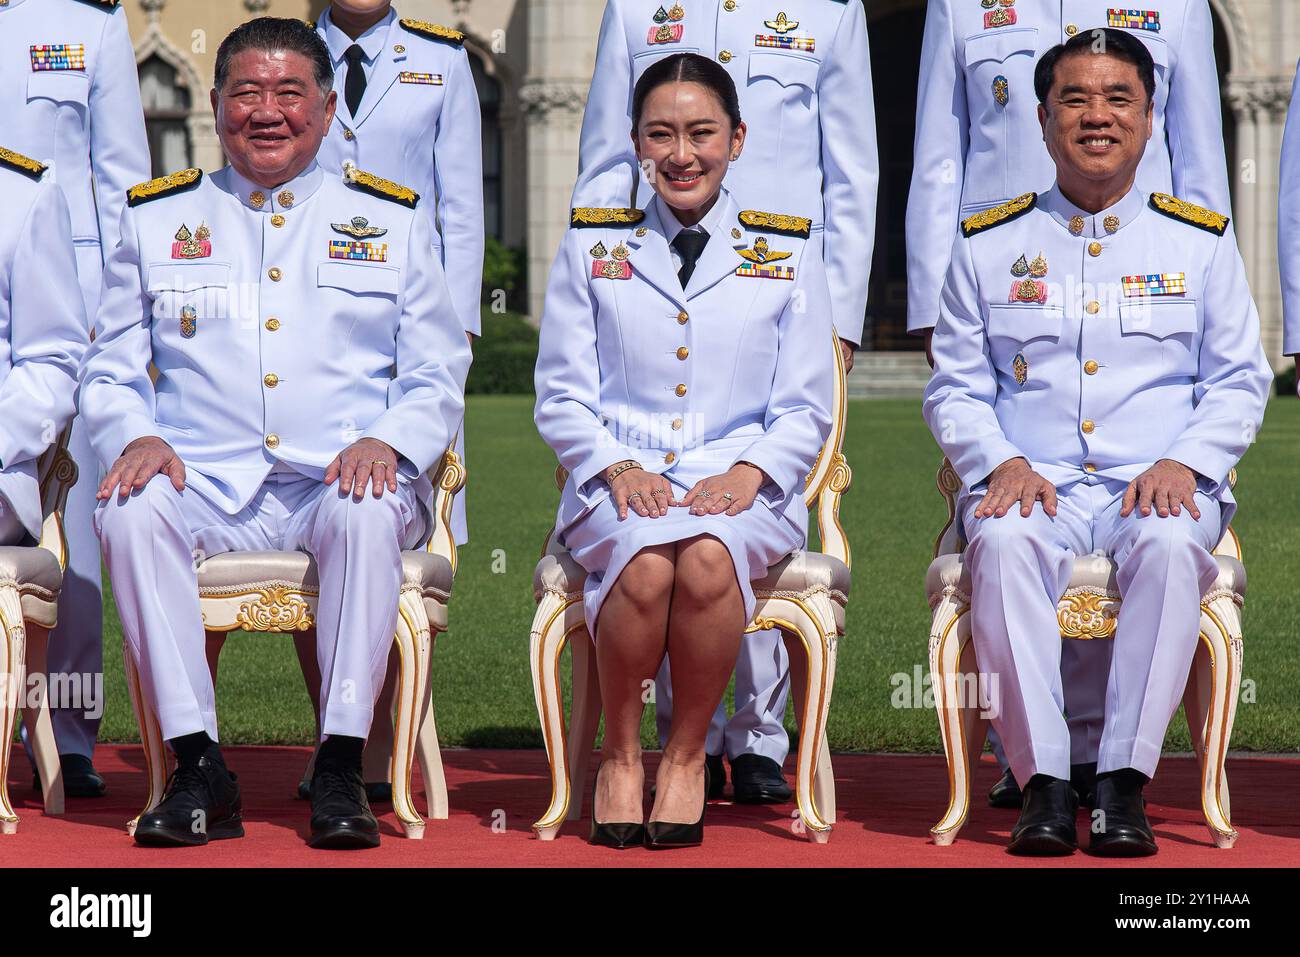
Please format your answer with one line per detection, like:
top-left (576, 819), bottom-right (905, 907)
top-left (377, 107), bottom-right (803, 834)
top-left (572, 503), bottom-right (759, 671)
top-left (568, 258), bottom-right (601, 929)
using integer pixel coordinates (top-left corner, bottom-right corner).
top-left (1148, 193), bottom-right (1229, 236)
top-left (399, 18), bottom-right (466, 45)
top-left (961, 192), bottom-right (1037, 237)
top-left (126, 168), bottom-right (202, 207)
top-left (0, 147), bottom-right (47, 181)
top-left (71, 0), bottom-right (120, 8)
top-left (343, 163), bottom-right (419, 208)
top-left (571, 207), bottom-right (645, 228)
top-left (739, 210), bottom-right (812, 238)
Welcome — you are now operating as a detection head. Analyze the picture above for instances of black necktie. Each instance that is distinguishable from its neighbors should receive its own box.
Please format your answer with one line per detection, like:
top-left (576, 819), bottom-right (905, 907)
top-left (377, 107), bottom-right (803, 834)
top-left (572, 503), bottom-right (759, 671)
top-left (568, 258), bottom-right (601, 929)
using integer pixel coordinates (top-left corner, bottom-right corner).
top-left (672, 230), bottom-right (709, 288)
top-left (344, 44), bottom-right (367, 118)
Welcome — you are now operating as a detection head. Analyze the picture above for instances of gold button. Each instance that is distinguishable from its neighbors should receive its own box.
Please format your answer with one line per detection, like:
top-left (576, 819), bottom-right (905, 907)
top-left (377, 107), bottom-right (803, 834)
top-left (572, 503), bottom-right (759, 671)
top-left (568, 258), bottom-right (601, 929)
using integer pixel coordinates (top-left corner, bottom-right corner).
top-left (672, 418), bottom-right (683, 431)
top-left (1084, 360), bottom-right (1099, 375)
top-left (394, 44), bottom-right (405, 54)
top-left (1069, 215), bottom-right (1085, 235)
top-left (1086, 300), bottom-right (1101, 315)
top-left (271, 214), bottom-right (285, 228)
top-left (268, 267), bottom-right (282, 281)
top-left (1066, 23), bottom-right (1078, 36)
top-left (724, 0), bottom-right (736, 9)
top-left (1084, 463), bottom-right (1097, 473)
top-left (265, 434), bottom-right (280, 449)
top-left (277, 190), bottom-right (294, 209)
top-left (676, 347), bottom-right (689, 360)
top-left (249, 190), bottom-right (266, 209)
top-left (1082, 420), bottom-right (1096, 434)
top-left (675, 384), bottom-right (687, 397)
top-left (265, 317), bottom-right (280, 331)
top-left (343, 128), bottom-right (354, 141)
top-left (1088, 241), bottom-right (1103, 257)
top-left (677, 311), bottom-right (689, 325)
top-left (264, 373), bottom-right (279, 388)
top-left (719, 50), bottom-right (733, 63)
top-left (664, 452), bottom-right (677, 464)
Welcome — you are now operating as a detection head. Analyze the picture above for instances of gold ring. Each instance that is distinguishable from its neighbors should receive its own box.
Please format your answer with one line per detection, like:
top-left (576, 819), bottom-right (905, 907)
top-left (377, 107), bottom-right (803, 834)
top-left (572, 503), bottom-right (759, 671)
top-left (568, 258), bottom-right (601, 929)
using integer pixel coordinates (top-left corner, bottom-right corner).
top-left (371, 460), bottom-right (388, 468)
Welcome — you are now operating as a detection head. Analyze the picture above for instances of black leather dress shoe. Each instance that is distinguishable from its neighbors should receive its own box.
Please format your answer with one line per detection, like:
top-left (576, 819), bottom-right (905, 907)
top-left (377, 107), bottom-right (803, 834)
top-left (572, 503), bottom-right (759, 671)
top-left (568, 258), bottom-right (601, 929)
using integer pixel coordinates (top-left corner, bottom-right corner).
top-left (988, 768), bottom-right (1022, 809)
top-left (730, 754), bottom-right (791, 804)
top-left (646, 764), bottom-right (709, 849)
top-left (34, 754), bottom-right (107, 799)
top-left (309, 761), bottom-right (381, 849)
top-left (1071, 761), bottom-right (1099, 810)
top-left (134, 755), bottom-right (243, 847)
top-left (1008, 775), bottom-right (1078, 856)
top-left (1089, 769), bottom-right (1158, 857)
top-left (651, 752), bottom-right (725, 800)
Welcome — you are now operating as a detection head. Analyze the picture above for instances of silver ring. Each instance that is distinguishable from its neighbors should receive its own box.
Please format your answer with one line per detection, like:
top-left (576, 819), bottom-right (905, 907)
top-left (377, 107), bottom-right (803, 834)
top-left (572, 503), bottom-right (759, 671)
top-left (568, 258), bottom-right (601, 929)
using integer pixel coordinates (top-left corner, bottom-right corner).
top-left (722, 492), bottom-right (734, 501)
top-left (698, 490), bottom-right (713, 499)
top-left (628, 491), bottom-right (643, 500)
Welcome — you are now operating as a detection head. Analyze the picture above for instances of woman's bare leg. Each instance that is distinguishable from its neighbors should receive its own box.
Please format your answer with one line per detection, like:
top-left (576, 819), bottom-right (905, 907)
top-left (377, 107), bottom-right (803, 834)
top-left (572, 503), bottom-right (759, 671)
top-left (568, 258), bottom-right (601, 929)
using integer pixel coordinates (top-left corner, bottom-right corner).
top-left (652, 535), bottom-right (746, 823)
top-left (593, 544), bottom-right (676, 823)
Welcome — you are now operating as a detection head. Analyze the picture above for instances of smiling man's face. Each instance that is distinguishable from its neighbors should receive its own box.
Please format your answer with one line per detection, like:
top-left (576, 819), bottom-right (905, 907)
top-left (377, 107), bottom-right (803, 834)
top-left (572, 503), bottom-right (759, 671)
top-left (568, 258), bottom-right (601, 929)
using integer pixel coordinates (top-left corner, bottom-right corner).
top-left (210, 48), bottom-right (336, 188)
top-left (1038, 49), bottom-right (1153, 199)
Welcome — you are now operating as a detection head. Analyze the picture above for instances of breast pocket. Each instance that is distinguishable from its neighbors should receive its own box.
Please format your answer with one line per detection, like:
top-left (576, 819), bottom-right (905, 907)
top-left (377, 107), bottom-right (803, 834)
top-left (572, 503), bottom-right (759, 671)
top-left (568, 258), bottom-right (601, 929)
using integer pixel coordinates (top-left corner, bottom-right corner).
top-left (1119, 298), bottom-right (1199, 374)
top-left (146, 262), bottom-right (233, 340)
top-left (985, 303), bottom-right (1062, 378)
top-left (26, 71), bottom-right (90, 107)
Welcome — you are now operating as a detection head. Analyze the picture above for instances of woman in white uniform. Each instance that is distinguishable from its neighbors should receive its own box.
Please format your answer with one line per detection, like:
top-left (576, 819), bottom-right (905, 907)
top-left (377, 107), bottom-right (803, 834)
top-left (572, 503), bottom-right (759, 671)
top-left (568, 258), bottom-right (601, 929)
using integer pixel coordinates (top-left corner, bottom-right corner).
top-left (535, 53), bottom-right (833, 849)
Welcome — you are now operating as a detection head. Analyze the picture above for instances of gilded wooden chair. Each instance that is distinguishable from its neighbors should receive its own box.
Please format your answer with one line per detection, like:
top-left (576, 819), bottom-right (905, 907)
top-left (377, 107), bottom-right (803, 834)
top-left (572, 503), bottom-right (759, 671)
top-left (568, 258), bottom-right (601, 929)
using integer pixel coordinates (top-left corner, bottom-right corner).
top-left (0, 426), bottom-right (77, 832)
top-left (925, 459), bottom-right (1245, 848)
top-left (124, 446), bottom-right (465, 840)
top-left (529, 337), bottom-right (852, 844)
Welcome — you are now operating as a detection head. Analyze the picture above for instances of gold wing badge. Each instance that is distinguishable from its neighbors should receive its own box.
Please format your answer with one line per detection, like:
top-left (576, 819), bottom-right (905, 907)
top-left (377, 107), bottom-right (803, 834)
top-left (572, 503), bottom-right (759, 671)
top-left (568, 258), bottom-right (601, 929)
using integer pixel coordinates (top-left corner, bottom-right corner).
top-left (765, 12), bottom-right (799, 33)
top-left (737, 237), bottom-right (793, 264)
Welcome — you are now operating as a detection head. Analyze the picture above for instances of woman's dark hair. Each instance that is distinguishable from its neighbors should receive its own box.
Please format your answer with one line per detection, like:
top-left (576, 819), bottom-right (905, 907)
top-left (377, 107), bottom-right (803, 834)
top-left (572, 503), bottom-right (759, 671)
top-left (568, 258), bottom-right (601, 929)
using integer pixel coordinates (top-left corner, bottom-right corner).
top-left (631, 53), bottom-right (743, 131)
top-left (215, 17), bottom-right (334, 96)
top-left (1034, 28), bottom-right (1156, 107)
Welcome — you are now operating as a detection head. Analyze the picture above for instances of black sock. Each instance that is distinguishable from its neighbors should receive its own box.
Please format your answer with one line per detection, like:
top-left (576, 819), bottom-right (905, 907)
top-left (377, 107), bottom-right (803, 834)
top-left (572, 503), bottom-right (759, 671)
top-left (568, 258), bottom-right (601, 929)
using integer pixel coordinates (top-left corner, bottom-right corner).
top-left (318, 734), bottom-right (364, 770)
top-left (170, 731), bottom-right (218, 767)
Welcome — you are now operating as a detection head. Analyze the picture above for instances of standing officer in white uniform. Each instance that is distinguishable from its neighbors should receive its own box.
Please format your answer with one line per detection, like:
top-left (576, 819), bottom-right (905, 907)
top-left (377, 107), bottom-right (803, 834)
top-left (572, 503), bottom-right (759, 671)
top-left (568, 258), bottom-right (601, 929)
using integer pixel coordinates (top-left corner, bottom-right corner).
top-left (80, 18), bottom-right (469, 849)
top-left (907, 0), bottom-right (1231, 810)
top-left (572, 0), bottom-right (877, 803)
top-left (1277, 58), bottom-right (1300, 370)
top-left (0, 147), bottom-right (88, 547)
top-left (924, 31), bottom-right (1269, 856)
top-left (0, 0), bottom-right (151, 795)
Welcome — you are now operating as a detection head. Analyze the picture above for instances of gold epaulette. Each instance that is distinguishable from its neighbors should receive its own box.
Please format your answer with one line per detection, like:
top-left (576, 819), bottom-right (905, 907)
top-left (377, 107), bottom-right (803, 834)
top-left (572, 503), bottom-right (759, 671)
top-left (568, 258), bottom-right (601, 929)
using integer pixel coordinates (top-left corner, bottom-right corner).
top-left (571, 207), bottom-right (645, 228)
top-left (1148, 193), bottom-right (1229, 236)
top-left (399, 19), bottom-right (466, 45)
top-left (71, 0), bottom-right (120, 9)
top-left (343, 162), bottom-right (419, 208)
top-left (739, 210), bottom-right (812, 238)
top-left (0, 147), bottom-right (47, 181)
top-left (126, 168), bottom-right (202, 207)
top-left (961, 192), bottom-right (1037, 237)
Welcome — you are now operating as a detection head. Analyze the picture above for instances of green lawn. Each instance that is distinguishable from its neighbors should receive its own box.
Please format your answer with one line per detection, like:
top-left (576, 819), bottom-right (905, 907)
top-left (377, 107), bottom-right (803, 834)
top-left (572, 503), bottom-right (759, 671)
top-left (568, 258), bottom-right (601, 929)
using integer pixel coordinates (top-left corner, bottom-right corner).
top-left (97, 395), bottom-right (1300, 753)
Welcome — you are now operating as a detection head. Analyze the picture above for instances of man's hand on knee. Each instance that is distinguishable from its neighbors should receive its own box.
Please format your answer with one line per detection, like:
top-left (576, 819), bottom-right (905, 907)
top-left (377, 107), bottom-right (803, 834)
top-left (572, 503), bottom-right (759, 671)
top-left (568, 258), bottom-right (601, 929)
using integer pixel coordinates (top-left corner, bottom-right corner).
top-left (98, 436), bottom-right (185, 500)
top-left (976, 457), bottom-right (1057, 519)
top-left (1121, 459), bottom-right (1200, 520)
top-left (326, 437), bottom-right (399, 500)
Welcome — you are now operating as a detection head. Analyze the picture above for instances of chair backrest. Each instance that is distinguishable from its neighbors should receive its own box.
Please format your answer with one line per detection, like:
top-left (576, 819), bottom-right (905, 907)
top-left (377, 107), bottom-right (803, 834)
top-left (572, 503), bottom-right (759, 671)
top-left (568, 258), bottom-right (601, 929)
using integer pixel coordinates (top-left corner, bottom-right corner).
top-left (931, 457), bottom-right (1242, 561)
top-left (35, 424), bottom-right (78, 571)
top-left (424, 435), bottom-right (466, 576)
top-left (542, 333), bottom-right (852, 569)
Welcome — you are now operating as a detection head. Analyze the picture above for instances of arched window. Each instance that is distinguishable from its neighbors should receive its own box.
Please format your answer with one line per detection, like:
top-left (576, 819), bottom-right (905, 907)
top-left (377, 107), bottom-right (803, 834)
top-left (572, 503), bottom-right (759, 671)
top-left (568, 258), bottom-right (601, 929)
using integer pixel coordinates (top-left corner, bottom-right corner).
top-left (469, 52), bottom-right (503, 240)
top-left (138, 54), bottom-right (192, 176)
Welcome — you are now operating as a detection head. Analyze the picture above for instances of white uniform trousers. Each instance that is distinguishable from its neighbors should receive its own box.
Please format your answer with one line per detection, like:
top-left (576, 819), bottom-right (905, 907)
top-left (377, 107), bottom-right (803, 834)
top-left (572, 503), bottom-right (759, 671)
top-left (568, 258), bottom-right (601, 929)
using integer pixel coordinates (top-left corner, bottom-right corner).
top-left (655, 627), bottom-right (791, 763)
top-left (0, 491), bottom-right (25, 544)
top-left (962, 476), bottom-right (1221, 785)
top-left (95, 472), bottom-right (427, 743)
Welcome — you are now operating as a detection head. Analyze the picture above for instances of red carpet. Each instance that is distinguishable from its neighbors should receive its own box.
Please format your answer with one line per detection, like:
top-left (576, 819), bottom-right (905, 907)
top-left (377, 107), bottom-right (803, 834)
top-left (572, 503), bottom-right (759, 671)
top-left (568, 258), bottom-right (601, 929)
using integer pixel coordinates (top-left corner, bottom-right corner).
top-left (0, 747), bottom-right (1294, 867)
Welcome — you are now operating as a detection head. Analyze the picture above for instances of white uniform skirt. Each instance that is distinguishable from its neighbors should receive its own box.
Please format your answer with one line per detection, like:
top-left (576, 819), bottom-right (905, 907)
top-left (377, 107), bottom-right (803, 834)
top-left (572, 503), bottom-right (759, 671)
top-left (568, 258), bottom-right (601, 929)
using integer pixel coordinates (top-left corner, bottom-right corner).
top-left (559, 479), bottom-right (804, 639)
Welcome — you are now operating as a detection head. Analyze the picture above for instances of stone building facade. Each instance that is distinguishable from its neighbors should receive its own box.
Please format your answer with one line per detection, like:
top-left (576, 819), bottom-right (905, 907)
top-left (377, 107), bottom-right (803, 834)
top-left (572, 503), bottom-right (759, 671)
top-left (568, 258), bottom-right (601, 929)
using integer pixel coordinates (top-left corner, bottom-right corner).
top-left (120, 1), bottom-right (1300, 369)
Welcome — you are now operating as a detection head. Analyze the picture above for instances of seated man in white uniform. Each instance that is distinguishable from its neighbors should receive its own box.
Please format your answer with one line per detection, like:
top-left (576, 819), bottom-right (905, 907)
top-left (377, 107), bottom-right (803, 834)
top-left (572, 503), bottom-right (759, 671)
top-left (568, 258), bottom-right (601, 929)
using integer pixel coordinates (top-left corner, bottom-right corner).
top-left (924, 30), bottom-right (1270, 857)
top-left (80, 18), bottom-right (469, 850)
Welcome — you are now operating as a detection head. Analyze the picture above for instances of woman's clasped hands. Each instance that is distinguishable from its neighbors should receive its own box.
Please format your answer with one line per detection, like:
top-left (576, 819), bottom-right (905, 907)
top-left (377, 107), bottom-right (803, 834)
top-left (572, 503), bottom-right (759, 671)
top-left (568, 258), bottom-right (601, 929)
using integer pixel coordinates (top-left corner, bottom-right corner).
top-left (607, 460), bottom-right (765, 520)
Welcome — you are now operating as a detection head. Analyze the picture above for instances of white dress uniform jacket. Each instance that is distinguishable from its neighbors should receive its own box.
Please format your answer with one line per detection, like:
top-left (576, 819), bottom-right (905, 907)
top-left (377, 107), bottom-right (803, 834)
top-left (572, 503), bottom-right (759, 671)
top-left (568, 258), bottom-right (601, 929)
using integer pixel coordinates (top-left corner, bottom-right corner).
top-left (0, 151), bottom-right (88, 541)
top-left (571, 0), bottom-right (877, 346)
top-left (536, 189), bottom-right (834, 634)
top-left (923, 185), bottom-right (1270, 782)
top-left (316, 8), bottom-right (485, 337)
top-left (906, 0), bottom-right (1231, 334)
top-left (1277, 58), bottom-right (1300, 359)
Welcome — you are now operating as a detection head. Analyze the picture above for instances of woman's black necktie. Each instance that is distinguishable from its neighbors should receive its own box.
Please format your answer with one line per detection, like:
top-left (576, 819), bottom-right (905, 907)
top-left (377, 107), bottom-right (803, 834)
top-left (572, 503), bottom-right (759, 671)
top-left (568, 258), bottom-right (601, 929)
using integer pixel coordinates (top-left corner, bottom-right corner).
top-left (672, 230), bottom-right (709, 288)
top-left (344, 44), bottom-right (368, 118)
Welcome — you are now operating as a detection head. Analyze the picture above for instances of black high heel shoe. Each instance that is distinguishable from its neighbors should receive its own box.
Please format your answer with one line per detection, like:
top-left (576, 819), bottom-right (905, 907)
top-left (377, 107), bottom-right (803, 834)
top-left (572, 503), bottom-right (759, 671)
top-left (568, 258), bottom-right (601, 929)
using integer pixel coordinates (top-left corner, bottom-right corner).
top-left (588, 762), bottom-right (646, 849)
top-left (645, 763), bottom-right (709, 849)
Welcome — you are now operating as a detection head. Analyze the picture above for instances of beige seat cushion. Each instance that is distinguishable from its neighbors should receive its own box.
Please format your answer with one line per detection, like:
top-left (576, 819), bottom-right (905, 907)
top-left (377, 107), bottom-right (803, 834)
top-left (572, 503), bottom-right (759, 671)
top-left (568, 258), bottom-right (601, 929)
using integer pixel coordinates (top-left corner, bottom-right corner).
top-left (0, 545), bottom-right (63, 629)
top-left (196, 550), bottom-right (453, 631)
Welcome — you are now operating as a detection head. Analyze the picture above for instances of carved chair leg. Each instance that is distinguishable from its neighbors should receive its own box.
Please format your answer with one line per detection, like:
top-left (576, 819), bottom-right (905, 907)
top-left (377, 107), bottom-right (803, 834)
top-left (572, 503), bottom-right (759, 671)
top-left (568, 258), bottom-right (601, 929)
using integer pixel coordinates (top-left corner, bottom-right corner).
top-left (776, 595), bottom-right (837, 843)
top-left (416, 631), bottom-right (449, 820)
top-left (363, 645), bottom-right (400, 786)
top-left (1191, 597), bottom-right (1243, 848)
top-left (124, 639), bottom-right (167, 837)
top-left (929, 601), bottom-right (982, 845)
top-left (21, 624), bottom-right (63, 816)
top-left (565, 630), bottom-right (601, 822)
top-left (390, 592), bottom-right (431, 839)
top-left (292, 627), bottom-right (322, 795)
top-left (0, 587), bottom-right (27, 833)
top-left (530, 593), bottom-right (581, 840)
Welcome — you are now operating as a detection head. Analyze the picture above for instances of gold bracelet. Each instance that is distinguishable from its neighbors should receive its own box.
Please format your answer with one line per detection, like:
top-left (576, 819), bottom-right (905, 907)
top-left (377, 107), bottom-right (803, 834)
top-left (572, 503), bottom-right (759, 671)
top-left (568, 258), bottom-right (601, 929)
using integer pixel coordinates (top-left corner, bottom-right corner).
top-left (605, 460), bottom-right (642, 483)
